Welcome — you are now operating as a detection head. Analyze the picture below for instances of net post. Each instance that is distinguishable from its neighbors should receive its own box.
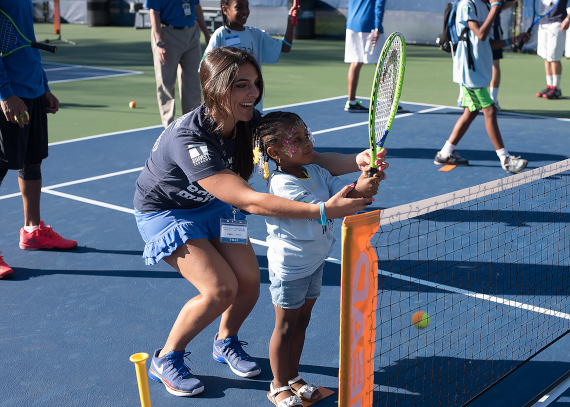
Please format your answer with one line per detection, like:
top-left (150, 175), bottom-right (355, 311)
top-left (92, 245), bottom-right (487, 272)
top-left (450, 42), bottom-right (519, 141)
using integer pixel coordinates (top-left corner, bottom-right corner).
top-left (339, 211), bottom-right (381, 407)
top-left (54, 0), bottom-right (61, 36)
top-left (129, 353), bottom-right (152, 407)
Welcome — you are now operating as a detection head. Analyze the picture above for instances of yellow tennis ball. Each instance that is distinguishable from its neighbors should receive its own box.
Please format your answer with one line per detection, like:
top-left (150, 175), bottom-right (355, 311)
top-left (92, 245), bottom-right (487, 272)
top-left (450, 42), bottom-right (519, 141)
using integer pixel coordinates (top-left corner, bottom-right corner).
top-left (412, 311), bottom-right (430, 329)
top-left (129, 101), bottom-right (136, 108)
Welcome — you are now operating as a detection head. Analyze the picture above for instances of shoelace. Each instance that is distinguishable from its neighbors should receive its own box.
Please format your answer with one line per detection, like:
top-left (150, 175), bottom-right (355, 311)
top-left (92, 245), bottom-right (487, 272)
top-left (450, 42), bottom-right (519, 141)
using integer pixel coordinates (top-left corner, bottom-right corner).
top-left (222, 338), bottom-right (252, 360)
top-left (37, 225), bottom-right (61, 239)
top-left (166, 351), bottom-right (193, 379)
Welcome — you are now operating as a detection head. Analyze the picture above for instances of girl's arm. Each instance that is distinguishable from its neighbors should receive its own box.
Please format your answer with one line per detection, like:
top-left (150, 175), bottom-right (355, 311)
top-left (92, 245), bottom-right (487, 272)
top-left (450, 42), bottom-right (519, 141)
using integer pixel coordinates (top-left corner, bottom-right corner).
top-left (311, 148), bottom-right (387, 176)
top-left (281, 6), bottom-right (299, 52)
top-left (197, 169), bottom-right (373, 219)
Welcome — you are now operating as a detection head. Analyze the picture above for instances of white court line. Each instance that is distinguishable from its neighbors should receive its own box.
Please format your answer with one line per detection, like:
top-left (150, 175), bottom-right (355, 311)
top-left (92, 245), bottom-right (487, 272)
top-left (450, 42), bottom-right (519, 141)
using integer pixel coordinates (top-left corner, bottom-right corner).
top-left (43, 67), bottom-right (75, 72)
top-left (377, 268), bottom-right (570, 320)
top-left (49, 72), bottom-right (144, 84)
top-left (43, 167), bottom-right (144, 190)
top-left (41, 189), bottom-right (135, 214)
top-left (48, 124), bottom-right (163, 146)
top-left (530, 374), bottom-right (570, 406)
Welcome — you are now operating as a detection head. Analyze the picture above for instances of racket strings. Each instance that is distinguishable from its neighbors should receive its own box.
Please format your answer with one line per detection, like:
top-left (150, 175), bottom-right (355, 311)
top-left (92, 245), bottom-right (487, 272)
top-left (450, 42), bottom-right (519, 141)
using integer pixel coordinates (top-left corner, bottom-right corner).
top-left (537, 0), bottom-right (558, 17)
top-left (0, 16), bottom-right (16, 55)
top-left (374, 36), bottom-right (403, 145)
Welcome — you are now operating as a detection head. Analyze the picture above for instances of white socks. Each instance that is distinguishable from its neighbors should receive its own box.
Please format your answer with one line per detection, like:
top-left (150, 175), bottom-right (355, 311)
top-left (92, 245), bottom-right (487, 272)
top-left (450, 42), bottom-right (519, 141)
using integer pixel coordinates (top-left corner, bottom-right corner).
top-left (553, 74), bottom-right (561, 89)
top-left (440, 141), bottom-right (456, 157)
top-left (547, 75), bottom-right (553, 87)
top-left (23, 225), bottom-right (39, 233)
top-left (496, 148), bottom-right (510, 162)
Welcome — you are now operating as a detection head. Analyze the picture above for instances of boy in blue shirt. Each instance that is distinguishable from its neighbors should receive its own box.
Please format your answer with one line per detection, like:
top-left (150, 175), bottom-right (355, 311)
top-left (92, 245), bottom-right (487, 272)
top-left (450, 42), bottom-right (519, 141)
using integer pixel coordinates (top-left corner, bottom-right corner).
top-left (435, 0), bottom-right (531, 174)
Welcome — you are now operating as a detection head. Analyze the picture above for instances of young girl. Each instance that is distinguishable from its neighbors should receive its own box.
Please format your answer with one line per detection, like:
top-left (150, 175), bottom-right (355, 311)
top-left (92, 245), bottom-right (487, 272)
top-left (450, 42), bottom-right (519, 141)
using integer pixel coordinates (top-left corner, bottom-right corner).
top-left (203, 0), bottom-right (299, 110)
top-left (253, 112), bottom-right (387, 406)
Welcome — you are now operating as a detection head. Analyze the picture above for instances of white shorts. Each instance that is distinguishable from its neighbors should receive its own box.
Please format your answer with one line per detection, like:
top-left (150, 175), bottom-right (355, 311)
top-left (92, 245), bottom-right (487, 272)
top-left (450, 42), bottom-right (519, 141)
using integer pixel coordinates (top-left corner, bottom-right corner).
top-left (537, 22), bottom-right (566, 62)
top-left (344, 28), bottom-right (385, 64)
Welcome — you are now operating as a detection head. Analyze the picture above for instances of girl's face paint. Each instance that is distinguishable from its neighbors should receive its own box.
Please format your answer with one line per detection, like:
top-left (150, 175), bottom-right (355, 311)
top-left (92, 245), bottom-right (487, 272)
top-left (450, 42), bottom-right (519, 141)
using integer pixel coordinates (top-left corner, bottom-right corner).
top-left (276, 120), bottom-right (314, 171)
top-left (281, 122), bottom-right (302, 157)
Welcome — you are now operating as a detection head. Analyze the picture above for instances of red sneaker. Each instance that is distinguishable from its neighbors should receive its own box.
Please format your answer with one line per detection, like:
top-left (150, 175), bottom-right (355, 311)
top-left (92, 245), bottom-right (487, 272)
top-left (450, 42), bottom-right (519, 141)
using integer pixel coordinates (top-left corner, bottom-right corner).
top-left (0, 251), bottom-right (14, 279)
top-left (19, 221), bottom-right (77, 250)
top-left (536, 86), bottom-right (551, 98)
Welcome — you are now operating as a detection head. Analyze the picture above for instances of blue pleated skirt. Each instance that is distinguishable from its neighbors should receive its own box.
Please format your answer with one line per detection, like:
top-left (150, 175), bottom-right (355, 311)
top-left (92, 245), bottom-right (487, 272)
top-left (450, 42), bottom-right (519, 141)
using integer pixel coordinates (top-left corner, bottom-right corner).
top-left (134, 199), bottom-right (246, 265)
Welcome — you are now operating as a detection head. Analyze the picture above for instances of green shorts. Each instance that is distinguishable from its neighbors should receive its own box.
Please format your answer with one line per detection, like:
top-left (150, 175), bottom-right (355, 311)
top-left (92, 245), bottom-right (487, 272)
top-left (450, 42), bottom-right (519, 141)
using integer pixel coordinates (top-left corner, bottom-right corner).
top-left (461, 86), bottom-right (494, 112)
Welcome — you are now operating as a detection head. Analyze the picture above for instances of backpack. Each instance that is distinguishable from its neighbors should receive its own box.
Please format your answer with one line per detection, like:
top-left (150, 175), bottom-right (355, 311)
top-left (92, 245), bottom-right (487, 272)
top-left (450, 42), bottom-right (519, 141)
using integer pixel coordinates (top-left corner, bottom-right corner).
top-left (436, 0), bottom-right (477, 70)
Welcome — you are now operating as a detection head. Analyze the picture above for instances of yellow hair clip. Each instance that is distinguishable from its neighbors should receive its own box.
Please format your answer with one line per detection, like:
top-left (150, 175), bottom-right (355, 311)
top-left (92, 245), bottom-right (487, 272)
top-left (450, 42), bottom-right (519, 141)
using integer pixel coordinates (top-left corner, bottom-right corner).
top-left (253, 147), bottom-right (260, 165)
top-left (263, 161), bottom-right (269, 180)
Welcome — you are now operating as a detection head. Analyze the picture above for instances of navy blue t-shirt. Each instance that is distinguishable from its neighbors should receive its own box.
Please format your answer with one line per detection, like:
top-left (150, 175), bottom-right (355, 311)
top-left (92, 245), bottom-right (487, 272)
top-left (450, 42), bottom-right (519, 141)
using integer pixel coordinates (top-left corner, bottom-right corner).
top-left (542, 0), bottom-right (568, 24)
top-left (134, 104), bottom-right (261, 213)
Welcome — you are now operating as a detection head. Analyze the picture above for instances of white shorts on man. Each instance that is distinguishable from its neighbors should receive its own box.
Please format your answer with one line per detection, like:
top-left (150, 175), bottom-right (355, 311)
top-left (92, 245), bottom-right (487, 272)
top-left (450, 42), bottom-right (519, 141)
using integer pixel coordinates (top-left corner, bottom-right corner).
top-left (344, 28), bottom-right (385, 63)
top-left (538, 22), bottom-right (567, 62)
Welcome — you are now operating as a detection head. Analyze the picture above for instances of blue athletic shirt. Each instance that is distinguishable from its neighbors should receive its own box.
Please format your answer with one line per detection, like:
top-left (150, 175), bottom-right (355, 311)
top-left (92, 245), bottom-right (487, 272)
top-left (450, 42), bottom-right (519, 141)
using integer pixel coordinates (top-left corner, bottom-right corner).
top-left (0, 0), bottom-right (50, 100)
top-left (134, 104), bottom-right (262, 213)
top-left (542, 0), bottom-right (569, 24)
top-left (145, 0), bottom-right (199, 27)
top-left (346, 0), bottom-right (386, 33)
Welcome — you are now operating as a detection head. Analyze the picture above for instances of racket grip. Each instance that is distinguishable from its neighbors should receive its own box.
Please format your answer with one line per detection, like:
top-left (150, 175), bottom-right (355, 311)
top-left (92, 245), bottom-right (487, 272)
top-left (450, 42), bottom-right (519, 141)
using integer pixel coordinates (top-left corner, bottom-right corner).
top-left (517, 28), bottom-right (532, 50)
top-left (291, 0), bottom-right (299, 26)
top-left (32, 42), bottom-right (57, 53)
top-left (367, 167), bottom-right (379, 178)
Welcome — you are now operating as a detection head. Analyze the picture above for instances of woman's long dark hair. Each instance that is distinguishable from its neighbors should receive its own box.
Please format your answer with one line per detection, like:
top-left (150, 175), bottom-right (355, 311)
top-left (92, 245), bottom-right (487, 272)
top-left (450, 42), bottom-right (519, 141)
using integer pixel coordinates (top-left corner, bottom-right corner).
top-left (200, 47), bottom-right (264, 181)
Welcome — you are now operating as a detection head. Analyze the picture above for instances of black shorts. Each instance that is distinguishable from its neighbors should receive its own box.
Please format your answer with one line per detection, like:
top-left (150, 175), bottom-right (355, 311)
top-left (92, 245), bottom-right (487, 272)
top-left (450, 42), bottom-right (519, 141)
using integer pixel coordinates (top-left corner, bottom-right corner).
top-left (0, 94), bottom-right (48, 170)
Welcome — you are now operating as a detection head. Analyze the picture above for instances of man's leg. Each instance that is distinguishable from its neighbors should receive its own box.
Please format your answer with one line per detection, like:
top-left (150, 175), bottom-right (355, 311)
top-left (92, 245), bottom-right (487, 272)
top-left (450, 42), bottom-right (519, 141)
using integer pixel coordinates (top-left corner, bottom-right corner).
top-left (152, 29), bottom-right (179, 128)
top-left (347, 62), bottom-right (363, 102)
top-left (179, 24), bottom-right (203, 115)
top-left (18, 165), bottom-right (41, 227)
top-left (490, 59), bottom-right (501, 108)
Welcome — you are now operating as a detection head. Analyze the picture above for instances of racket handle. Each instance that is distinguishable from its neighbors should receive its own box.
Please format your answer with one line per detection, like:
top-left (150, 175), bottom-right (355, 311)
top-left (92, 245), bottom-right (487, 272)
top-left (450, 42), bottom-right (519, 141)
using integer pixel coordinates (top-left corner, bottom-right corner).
top-left (291, 0), bottom-right (299, 26)
top-left (517, 28), bottom-right (532, 50)
top-left (32, 42), bottom-right (57, 53)
top-left (366, 167), bottom-right (378, 178)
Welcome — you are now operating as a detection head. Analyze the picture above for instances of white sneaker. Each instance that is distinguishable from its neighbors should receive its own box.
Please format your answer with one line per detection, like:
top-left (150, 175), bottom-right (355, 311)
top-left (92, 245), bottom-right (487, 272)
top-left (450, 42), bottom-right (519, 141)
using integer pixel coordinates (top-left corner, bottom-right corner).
top-left (502, 156), bottom-right (528, 174)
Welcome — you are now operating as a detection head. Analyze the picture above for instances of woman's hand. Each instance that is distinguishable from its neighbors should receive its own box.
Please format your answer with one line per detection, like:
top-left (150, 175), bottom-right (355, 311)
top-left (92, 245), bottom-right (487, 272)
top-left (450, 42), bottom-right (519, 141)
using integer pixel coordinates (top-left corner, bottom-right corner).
top-left (324, 184), bottom-right (374, 218)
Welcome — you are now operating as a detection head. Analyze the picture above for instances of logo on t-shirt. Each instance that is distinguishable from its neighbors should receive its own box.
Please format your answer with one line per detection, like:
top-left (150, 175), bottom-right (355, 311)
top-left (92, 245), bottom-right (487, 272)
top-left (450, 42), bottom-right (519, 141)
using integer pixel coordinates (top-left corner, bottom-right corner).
top-left (188, 144), bottom-right (211, 166)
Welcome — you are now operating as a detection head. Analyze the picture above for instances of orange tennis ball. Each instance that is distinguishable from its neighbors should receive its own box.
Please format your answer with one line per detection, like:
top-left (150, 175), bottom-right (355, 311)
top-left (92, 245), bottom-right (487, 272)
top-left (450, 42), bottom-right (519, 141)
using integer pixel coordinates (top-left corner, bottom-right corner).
top-left (412, 311), bottom-right (430, 329)
top-left (129, 101), bottom-right (136, 108)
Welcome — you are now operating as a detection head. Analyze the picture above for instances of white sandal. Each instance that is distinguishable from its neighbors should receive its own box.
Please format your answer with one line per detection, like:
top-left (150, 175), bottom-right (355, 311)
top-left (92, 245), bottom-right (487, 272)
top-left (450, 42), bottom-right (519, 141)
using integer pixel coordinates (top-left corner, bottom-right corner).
top-left (288, 375), bottom-right (322, 402)
top-left (267, 382), bottom-right (303, 407)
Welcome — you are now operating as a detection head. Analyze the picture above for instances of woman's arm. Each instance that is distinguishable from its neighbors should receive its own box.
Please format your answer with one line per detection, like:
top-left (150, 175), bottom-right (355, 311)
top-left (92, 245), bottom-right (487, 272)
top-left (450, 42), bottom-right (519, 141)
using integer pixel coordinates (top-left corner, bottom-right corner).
top-left (468, 3), bottom-right (501, 41)
top-left (311, 148), bottom-right (387, 176)
top-left (197, 169), bottom-right (373, 219)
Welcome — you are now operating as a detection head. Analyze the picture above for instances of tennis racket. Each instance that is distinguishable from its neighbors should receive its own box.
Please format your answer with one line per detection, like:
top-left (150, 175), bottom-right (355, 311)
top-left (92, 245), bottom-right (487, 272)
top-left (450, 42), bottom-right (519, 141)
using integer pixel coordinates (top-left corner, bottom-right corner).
top-left (518, 0), bottom-right (561, 48)
top-left (367, 32), bottom-right (406, 178)
top-left (0, 10), bottom-right (57, 58)
top-left (291, 0), bottom-right (300, 26)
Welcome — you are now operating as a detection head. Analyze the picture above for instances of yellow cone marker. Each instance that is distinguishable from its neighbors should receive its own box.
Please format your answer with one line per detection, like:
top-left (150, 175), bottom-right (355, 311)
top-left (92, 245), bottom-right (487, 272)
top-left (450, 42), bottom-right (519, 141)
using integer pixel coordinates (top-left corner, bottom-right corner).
top-left (130, 353), bottom-right (152, 407)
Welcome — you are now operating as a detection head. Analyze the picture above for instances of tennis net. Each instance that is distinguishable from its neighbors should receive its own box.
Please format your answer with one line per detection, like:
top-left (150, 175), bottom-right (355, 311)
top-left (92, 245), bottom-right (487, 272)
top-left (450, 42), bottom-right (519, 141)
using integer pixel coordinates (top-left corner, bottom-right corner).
top-left (371, 159), bottom-right (570, 406)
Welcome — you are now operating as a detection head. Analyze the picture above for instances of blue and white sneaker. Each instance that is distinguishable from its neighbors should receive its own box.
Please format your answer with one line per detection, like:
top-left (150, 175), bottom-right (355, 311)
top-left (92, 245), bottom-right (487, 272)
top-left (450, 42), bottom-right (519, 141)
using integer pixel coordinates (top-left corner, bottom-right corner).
top-left (212, 334), bottom-right (261, 377)
top-left (148, 349), bottom-right (204, 397)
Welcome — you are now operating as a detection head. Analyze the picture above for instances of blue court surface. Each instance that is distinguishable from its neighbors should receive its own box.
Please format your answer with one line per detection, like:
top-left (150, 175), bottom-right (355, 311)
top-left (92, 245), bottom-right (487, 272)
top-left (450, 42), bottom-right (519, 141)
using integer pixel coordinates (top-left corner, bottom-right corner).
top-left (43, 62), bottom-right (143, 84)
top-left (1, 96), bottom-right (569, 407)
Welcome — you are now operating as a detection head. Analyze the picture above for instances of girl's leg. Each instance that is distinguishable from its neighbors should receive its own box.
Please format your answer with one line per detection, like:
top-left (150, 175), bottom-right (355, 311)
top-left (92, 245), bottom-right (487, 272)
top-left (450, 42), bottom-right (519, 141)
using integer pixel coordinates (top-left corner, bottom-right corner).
top-left (211, 239), bottom-right (260, 339)
top-left (287, 298), bottom-right (322, 401)
top-left (270, 305), bottom-right (301, 404)
top-left (160, 238), bottom-right (238, 357)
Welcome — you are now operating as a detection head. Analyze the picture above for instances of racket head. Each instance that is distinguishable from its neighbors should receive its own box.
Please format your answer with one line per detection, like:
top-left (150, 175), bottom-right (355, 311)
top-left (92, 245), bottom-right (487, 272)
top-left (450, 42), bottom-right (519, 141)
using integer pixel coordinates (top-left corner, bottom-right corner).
top-left (368, 32), bottom-right (406, 169)
top-left (535, 0), bottom-right (560, 18)
top-left (0, 12), bottom-right (17, 56)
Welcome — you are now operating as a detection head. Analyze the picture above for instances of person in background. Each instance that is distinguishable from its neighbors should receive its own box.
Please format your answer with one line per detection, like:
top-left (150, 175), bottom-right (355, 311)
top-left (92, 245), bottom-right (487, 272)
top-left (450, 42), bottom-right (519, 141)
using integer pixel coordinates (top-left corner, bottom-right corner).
top-left (146, 0), bottom-right (211, 127)
top-left (0, 0), bottom-right (78, 280)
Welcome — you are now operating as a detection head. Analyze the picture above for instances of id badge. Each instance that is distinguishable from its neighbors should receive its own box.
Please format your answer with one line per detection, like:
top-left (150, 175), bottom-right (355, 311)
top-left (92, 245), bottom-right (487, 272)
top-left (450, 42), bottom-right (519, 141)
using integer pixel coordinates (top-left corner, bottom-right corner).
top-left (225, 35), bottom-right (241, 47)
top-left (182, 1), bottom-right (193, 17)
top-left (220, 219), bottom-right (248, 244)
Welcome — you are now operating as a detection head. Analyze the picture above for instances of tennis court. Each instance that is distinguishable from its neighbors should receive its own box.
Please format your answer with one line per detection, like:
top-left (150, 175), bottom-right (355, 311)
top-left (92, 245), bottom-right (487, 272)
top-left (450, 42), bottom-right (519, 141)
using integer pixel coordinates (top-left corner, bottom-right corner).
top-left (1, 6), bottom-right (570, 405)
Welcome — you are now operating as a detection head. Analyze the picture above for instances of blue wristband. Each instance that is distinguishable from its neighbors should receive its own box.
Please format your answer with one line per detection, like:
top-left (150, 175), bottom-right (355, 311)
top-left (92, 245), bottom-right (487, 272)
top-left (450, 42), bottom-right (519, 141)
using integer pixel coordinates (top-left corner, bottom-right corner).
top-left (505, 38), bottom-right (509, 46)
top-left (282, 38), bottom-right (292, 47)
top-left (491, 2), bottom-right (501, 6)
top-left (318, 202), bottom-right (327, 227)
